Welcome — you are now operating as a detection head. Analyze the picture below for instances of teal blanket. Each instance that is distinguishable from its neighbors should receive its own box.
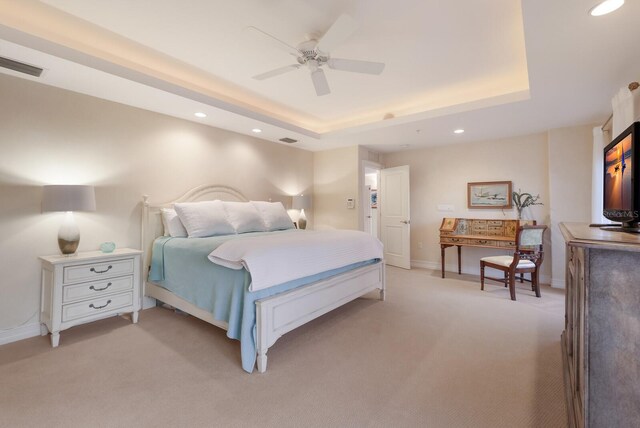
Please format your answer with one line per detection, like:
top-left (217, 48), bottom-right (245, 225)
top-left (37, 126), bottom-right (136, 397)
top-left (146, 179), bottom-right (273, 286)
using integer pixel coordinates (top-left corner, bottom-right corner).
top-left (148, 231), bottom-right (377, 372)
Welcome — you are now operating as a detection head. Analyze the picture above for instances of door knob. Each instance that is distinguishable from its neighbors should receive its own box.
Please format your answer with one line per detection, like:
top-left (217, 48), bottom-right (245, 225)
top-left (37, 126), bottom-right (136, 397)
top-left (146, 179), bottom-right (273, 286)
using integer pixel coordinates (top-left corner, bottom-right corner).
top-left (401, 220), bottom-right (410, 224)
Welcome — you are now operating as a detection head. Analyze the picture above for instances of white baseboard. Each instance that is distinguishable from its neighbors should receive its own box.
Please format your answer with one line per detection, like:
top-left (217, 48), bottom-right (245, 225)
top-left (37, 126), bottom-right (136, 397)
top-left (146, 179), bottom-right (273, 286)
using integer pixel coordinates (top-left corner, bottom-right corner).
top-left (0, 322), bottom-right (42, 346)
top-left (411, 260), bottom-right (439, 270)
top-left (410, 259), bottom-right (552, 285)
top-left (551, 278), bottom-right (566, 289)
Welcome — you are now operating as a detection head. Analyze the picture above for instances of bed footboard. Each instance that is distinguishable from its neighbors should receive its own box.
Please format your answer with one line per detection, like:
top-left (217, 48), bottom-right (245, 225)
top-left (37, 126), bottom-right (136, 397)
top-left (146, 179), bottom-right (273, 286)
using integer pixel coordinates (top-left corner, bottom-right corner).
top-left (254, 261), bottom-right (385, 373)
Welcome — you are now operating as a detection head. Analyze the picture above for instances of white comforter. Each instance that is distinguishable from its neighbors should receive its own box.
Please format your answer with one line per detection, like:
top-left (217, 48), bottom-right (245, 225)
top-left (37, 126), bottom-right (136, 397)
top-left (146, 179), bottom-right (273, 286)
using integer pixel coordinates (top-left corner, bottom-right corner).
top-left (208, 230), bottom-right (383, 291)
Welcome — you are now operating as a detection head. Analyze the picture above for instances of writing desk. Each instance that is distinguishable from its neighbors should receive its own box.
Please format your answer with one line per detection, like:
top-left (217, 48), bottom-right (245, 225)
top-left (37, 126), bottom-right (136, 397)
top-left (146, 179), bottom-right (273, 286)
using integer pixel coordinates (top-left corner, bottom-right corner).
top-left (439, 218), bottom-right (534, 278)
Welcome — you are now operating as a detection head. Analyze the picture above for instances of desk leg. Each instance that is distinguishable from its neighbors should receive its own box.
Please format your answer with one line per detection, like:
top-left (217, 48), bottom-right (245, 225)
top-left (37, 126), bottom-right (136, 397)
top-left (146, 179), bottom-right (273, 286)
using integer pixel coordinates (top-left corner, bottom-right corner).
top-left (457, 245), bottom-right (461, 275)
top-left (441, 246), bottom-right (445, 278)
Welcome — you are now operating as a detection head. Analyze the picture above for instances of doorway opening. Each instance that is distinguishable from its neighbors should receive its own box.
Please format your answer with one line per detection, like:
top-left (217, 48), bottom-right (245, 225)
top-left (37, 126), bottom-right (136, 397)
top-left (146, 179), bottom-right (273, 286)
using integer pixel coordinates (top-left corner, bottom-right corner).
top-left (363, 165), bottom-right (380, 239)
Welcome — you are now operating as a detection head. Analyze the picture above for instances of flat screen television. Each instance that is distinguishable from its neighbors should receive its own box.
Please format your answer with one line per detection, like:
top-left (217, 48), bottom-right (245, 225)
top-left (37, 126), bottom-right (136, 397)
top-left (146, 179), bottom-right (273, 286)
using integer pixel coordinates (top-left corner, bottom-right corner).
top-left (603, 121), bottom-right (640, 233)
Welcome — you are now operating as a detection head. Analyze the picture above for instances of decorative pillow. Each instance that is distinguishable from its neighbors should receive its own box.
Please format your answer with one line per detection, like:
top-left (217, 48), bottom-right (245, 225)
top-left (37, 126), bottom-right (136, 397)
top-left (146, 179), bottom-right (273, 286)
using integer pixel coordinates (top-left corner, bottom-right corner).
top-left (160, 208), bottom-right (187, 237)
top-left (174, 200), bottom-right (235, 238)
top-left (251, 201), bottom-right (295, 231)
top-left (223, 201), bottom-right (268, 233)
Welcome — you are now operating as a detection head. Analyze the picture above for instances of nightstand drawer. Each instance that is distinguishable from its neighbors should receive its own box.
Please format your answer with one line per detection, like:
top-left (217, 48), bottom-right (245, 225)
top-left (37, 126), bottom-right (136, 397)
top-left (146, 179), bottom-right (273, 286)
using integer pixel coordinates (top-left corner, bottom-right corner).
top-left (63, 258), bottom-right (134, 284)
top-left (62, 292), bottom-right (133, 322)
top-left (62, 276), bottom-right (133, 303)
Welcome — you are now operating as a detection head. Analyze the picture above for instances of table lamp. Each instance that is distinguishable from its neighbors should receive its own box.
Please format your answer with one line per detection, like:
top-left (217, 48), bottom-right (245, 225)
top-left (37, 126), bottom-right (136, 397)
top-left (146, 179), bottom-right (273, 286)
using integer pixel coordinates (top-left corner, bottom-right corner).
top-left (42, 185), bottom-right (96, 255)
top-left (292, 194), bottom-right (312, 229)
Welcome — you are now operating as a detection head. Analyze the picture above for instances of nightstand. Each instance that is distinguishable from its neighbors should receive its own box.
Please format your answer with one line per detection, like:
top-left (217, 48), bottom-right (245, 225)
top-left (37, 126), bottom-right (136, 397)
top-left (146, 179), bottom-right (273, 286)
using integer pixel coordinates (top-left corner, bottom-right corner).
top-left (39, 248), bottom-right (142, 347)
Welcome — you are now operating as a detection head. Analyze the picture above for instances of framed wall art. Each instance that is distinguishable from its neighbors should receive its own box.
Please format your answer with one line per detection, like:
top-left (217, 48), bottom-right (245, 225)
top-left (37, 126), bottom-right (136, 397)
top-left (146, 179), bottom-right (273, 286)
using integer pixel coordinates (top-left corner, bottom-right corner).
top-left (467, 181), bottom-right (512, 209)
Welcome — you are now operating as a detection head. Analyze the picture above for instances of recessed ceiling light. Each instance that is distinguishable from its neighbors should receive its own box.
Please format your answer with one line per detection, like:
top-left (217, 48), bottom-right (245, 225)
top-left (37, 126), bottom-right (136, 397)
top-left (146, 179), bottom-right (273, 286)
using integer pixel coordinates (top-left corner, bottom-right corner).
top-left (252, 128), bottom-right (262, 133)
top-left (194, 112), bottom-right (207, 118)
top-left (589, 0), bottom-right (624, 16)
top-left (454, 129), bottom-right (465, 134)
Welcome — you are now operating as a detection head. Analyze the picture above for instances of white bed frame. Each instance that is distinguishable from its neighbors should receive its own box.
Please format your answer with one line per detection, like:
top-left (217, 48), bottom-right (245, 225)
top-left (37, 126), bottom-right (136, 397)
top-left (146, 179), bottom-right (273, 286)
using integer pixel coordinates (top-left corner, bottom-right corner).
top-left (141, 185), bottom-right (385, 373)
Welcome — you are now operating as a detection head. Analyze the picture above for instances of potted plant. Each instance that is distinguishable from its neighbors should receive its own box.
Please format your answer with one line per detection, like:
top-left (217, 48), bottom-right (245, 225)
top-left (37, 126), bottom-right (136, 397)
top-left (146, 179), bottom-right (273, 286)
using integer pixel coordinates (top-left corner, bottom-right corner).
top-left (512, 189), bottom-right (543, 220)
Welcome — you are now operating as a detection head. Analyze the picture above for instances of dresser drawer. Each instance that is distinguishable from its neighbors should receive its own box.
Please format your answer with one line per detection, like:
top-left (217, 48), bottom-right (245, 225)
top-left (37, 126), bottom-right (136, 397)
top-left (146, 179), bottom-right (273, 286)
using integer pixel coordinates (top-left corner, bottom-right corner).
top-left (63, 258), bottom-right (134, 284)
top-left (62, 276), bottom-right (133, 303)
top-left (62, 292), bottom-right (133, 322)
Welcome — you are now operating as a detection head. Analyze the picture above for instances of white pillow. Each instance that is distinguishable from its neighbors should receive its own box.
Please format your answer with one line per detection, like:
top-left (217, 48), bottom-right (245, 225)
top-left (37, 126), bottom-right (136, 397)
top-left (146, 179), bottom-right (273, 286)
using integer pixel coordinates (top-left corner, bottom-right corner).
top-left (223, 201), bottom-right (267, 233)
top-left (174, 200), bottom-right (235, 238)
top-left (251, 201), bottom-right (295, 231)
top-left (160, 208), bottom-right (187, 237)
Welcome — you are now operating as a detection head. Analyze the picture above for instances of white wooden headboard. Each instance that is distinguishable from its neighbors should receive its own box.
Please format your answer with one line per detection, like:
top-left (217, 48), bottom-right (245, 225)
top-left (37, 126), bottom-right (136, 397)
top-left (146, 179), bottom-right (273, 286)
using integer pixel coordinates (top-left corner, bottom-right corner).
top-left (140, 184), bottom-right (249, 275)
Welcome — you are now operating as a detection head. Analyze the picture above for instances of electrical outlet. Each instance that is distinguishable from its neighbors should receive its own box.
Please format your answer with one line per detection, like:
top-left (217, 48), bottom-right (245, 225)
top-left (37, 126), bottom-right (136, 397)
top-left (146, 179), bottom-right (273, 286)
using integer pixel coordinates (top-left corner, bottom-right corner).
top-left (437, 204), bottom-right (455, 212)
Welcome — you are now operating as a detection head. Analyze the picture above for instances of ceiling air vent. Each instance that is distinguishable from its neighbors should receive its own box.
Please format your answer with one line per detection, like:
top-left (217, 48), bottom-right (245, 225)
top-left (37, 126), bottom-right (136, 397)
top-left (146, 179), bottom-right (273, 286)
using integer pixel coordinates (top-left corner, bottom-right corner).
top-left (0, 56), bottom-right (44, 77)
top-left (279, 137), bottom-right (298, 144)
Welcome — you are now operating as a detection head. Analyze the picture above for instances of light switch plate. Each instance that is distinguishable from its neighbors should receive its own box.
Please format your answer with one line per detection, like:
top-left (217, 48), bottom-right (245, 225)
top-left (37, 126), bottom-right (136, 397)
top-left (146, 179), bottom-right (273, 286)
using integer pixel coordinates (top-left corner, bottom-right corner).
top-left (347, 198), bottom-right (355, 209)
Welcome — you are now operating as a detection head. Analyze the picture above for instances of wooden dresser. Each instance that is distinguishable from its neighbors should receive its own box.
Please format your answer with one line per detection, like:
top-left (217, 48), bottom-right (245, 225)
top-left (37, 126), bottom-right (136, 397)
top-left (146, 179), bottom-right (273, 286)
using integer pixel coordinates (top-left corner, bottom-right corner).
top-left (439, 218), bottom-right (534, 278)
top-left (560, 223), bottom-right (640, 428)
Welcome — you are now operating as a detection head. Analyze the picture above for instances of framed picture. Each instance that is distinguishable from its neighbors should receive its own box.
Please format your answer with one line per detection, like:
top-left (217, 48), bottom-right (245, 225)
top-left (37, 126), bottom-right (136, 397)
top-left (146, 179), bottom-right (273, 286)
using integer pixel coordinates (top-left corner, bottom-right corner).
top-left (467, 181), bottom-right (512, 209)
top-left (370, 190), bottom-right (377, 209)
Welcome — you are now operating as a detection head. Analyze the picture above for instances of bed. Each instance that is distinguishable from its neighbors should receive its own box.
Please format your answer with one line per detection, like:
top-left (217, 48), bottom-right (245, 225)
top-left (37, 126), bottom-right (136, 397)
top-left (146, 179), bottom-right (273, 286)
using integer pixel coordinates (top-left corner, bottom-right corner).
top-left (140, 185), bottom-right (385, 373)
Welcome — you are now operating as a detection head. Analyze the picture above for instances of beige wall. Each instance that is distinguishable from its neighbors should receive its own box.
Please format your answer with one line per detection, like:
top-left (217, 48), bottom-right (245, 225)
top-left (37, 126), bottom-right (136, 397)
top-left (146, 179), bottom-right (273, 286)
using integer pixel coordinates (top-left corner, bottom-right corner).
top-left (383, 133), bottom-right (553, 280)
top-left (0, 74), bottom-right (313, 333)
top-left (313, 146), bottom-right (360, 230)
top-left (547, 125), bottom-right (595, 286)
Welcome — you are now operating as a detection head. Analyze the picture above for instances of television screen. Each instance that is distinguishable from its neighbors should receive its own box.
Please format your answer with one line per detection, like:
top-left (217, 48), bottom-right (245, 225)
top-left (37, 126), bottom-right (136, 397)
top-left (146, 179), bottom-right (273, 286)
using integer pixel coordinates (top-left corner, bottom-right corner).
top-left (604, 133), bottom-right (633, 211)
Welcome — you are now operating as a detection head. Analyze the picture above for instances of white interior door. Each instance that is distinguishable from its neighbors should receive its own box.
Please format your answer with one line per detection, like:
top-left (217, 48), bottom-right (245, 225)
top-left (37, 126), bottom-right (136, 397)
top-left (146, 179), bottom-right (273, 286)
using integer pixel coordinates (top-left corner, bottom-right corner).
top-left (380, 165), bottom-right (410, 269)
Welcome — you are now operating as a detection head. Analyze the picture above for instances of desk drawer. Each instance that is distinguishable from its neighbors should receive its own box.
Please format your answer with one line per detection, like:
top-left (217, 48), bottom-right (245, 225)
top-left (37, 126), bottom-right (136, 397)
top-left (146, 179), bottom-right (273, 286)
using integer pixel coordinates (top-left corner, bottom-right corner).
top-left (472, 224), bottom-right (488, 233)
top-left (500, 240), bottom-right (516, 248)
top-left (62, 276), bottom-right (133, 303)
top-left (63, 258), bottom-right (134, 284)
top-left (488, 225), bottom-right (504, 234)
top-left (487, 220), bottom-right (503, 226)
top-left (62, 292), bottom-right (133, 322)
top-left (442, 237), bottom-right (467, 245)
top-left (470, 239), bottom-right (500, 247)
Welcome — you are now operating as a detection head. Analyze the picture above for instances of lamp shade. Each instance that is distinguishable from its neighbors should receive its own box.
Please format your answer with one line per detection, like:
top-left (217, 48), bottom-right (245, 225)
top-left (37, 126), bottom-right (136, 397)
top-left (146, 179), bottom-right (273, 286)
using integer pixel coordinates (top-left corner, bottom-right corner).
top-left (42, 185), bottom-right (96, 212)
top-left (292, 194), bottom-right (311, 210)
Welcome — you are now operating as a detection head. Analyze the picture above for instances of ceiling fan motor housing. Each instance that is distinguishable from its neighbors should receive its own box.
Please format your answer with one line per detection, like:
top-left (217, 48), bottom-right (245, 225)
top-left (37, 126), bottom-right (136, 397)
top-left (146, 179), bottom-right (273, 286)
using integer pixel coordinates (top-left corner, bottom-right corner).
top-left (296, 40), bottom-right (329, 66)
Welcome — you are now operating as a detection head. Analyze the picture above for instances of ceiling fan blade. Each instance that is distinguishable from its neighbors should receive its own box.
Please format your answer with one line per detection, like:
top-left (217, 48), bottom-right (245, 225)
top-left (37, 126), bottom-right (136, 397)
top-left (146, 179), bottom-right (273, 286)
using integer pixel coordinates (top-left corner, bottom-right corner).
top-left (310, 69), bottom-right (330, 96)
top-left (327, 58), bottom-right (385, 75)
top-left (245, 26), bottom-right (300, 57)
top-left (252, 64), bottom-right (301, 80)
top-left (316, 14), bottom-right (358, 53)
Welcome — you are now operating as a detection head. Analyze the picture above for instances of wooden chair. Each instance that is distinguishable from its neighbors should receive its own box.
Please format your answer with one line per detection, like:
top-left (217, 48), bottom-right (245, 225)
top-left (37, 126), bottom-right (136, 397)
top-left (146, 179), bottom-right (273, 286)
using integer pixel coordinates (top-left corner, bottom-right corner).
top-left (480, 225), bottom-right (547, 301)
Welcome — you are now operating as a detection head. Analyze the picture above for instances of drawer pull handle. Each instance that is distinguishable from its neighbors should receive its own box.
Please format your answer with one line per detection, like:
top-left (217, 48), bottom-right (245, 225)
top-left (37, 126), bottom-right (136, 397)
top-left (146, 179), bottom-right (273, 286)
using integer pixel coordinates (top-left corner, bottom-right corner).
top-left (89, 282), bottom-right (112, 292)
top-left (89, 300), bottom-right (112, 310)
top-left (90, 265), bottom-right (112, 274)
top-left (478, 240), bottom-right (488, 244)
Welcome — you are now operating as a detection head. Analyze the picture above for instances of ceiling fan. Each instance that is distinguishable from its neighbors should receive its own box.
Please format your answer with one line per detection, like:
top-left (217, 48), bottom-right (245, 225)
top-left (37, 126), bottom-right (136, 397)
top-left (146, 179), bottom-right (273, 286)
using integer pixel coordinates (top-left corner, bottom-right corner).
top-left (247, 14), bottom-right (385, 96)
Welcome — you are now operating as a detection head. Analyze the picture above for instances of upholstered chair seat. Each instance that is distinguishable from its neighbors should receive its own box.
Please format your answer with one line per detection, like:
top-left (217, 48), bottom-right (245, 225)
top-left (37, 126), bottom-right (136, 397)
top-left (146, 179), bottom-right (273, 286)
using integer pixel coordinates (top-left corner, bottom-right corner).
top-left (480, 256), bottom-right (535, 269)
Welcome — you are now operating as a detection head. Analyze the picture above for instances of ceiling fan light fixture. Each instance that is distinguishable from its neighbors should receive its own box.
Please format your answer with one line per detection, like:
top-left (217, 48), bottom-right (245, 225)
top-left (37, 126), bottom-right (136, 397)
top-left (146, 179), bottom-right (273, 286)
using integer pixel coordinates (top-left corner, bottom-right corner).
top-left (454, 129), bottom-right (465, 134)
top-left (589, 0), bottom-right (624, 16)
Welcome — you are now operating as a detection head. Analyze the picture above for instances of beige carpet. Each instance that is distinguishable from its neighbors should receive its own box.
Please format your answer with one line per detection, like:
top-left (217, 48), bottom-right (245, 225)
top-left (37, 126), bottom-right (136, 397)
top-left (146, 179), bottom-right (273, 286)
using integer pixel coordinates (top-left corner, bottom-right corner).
top-left (0, 267), bottom-right (567, 428)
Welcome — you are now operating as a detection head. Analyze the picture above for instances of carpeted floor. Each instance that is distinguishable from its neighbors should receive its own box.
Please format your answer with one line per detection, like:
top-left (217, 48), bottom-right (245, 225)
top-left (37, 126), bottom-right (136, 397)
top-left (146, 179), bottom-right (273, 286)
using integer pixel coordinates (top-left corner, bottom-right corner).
top-left (0, 267), bottom-right (567, 428)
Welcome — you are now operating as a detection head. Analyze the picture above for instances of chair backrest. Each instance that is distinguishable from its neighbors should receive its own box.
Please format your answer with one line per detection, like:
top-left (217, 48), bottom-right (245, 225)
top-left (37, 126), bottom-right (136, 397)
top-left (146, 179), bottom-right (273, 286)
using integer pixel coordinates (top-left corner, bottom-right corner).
top-left (516, 224), bottom-right (547, 264)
